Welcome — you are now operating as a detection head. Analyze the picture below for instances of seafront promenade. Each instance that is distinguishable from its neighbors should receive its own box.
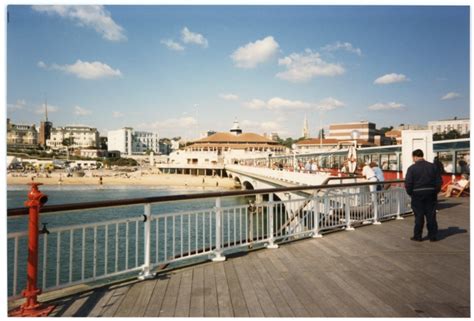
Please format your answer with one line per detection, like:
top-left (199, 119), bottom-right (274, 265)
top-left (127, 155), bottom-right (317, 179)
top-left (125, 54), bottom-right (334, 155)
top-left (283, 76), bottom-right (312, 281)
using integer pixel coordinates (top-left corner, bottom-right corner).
top-left (45, 196), bottom-right (469, 317)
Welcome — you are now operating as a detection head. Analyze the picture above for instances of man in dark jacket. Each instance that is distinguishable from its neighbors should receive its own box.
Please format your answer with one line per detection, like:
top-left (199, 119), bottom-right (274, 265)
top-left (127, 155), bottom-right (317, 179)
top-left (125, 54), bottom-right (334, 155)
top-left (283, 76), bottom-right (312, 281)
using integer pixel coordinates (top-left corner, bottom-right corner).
top-left (405, 149), bottom-right (442, 242)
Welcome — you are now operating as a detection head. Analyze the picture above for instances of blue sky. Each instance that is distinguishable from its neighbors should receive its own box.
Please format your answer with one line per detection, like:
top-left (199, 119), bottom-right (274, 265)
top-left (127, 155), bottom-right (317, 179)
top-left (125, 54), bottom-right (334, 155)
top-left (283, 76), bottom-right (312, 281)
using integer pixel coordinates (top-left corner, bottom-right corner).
top-left (6, 5), bottom-right (470, 139)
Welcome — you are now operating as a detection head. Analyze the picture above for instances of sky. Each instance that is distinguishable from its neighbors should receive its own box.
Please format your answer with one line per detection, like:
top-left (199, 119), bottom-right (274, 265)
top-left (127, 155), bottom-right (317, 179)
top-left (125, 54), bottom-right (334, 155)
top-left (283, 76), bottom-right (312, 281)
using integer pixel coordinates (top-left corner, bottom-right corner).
top-left (6, 5), bottom-right (470, 139)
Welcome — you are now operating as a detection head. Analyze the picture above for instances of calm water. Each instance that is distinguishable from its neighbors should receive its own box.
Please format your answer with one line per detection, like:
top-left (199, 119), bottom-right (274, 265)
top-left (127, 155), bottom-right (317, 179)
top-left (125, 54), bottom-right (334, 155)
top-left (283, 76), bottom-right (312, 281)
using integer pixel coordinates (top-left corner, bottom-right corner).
top-left (7, 185), bottom-right (248, 233)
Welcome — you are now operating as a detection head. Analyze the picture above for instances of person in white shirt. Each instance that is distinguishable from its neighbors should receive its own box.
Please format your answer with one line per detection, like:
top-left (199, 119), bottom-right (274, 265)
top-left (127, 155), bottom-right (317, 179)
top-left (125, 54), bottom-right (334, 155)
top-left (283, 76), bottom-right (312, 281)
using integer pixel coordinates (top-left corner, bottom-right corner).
top-left (311, 162), bottom-right (318, 173)
top-left (362, 162), bottom-right (377, 192)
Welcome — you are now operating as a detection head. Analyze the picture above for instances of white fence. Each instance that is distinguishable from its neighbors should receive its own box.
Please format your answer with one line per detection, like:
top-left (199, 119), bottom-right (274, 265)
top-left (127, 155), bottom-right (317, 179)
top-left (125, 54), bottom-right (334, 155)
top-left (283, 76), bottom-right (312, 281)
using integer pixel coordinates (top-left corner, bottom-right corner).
top-left (8, 183), bottom-right (411, 300)
top-left (226, 164), bottom-right (332, 186)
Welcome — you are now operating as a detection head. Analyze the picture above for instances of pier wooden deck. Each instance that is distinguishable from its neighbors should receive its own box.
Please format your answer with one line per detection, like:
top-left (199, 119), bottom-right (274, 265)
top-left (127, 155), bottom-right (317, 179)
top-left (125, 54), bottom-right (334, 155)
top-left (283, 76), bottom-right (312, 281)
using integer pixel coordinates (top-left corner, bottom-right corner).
top-left (48, 196), bottom-right (470, 317)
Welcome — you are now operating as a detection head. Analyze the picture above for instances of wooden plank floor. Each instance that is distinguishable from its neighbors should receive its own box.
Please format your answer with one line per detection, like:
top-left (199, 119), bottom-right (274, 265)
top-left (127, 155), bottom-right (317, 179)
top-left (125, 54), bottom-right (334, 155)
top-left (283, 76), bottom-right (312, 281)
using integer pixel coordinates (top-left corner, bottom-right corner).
top-left (48, 196), bottom-right (470, 317)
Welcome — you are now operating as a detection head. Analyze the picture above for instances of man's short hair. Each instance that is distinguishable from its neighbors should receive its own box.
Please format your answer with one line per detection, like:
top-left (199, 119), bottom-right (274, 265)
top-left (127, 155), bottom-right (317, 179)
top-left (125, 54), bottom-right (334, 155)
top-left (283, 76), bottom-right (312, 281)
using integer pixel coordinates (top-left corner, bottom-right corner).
top-left (412, 149), bottom-right (424, 157)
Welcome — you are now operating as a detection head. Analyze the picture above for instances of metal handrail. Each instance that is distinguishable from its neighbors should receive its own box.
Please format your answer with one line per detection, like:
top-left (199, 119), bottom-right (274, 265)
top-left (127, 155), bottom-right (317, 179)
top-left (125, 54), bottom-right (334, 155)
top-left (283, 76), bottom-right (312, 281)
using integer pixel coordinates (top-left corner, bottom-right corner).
top-left (7, 179), bottom-right (405, 217)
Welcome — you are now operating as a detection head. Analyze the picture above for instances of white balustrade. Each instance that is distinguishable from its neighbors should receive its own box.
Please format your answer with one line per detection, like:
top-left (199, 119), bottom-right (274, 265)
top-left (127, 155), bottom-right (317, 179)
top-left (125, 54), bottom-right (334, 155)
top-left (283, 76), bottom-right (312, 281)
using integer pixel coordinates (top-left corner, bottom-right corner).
top-left (7, 184), bottom-right (411, 300)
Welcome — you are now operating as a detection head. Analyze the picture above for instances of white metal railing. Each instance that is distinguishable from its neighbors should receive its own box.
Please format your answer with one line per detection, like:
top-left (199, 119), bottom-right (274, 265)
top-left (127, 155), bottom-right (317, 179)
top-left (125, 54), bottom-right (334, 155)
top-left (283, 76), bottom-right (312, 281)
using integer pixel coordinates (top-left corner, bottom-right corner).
top-left (8, 184), bottom-right (411, 300)
top-left (226, 164), bottom-right (331, 186)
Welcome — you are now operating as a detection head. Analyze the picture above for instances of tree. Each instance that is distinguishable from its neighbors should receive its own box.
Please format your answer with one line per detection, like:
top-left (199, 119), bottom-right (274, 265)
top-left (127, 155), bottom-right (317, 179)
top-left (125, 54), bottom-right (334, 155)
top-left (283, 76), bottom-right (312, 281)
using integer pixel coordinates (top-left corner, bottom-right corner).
top-left (433, 133), bottom-right (444, 141)
top-left (445, 129), bottom-right (461, 140)
top-left (62, 137), bottom-right (74, 147)
top-left (379, 126), bottom-right (394, 135)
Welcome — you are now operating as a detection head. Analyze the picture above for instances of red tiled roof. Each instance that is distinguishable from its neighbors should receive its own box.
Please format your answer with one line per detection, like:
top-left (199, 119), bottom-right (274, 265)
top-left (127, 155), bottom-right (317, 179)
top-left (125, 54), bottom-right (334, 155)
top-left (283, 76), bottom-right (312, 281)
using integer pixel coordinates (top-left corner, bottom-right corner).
top-left (192, 132), bottom-right (277, 144)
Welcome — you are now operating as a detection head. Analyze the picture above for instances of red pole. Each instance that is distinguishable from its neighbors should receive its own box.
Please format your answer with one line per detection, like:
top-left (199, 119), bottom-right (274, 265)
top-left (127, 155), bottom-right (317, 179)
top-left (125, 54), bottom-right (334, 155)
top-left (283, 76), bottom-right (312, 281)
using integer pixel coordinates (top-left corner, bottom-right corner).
top-left (9, 183), bottom-right (55, 317)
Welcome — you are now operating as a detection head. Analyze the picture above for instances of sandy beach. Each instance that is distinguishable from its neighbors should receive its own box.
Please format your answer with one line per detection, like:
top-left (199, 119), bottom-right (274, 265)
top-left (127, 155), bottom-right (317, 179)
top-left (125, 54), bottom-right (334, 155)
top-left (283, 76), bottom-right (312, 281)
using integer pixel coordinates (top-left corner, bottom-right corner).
top-left (7, 171), bottom-right (237, 189)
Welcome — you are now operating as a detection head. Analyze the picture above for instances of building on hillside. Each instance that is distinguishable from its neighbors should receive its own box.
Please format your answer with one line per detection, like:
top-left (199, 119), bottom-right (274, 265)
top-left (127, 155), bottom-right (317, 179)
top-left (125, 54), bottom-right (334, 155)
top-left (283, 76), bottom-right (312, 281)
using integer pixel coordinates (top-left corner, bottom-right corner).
top-left (38, 102), bottom-right (52, 147)
top-left (263, 132), bottom-right (279, 141)
top-left (428, 117), bottom-right (470, 135)
top-left (107, 127), bottom-right (159, 156)
top-left (295, 138), bottom-right (376, 153)
top-left (385, 130), bottom-right (402, 145)
top-left (76, 148), bottom-right (120, 159)
top-left (168, 120), bottom-right (287, 165)
top-left (99, 136), bottom-right (108, 150)
top-left (38, 120), bottom-right (53, 147)
top-left (7, 118), bottom-right (38, 148)
top-left (326, 121), bottom-right (377, 143)
top-left (374, 134), bottom-right (395, 146)
top-left (395, 124), bottom-right (427, 130)
top-left (47, 126), bottom-right (100, 150)
top-left (199, 130), bottom-right (217, 139)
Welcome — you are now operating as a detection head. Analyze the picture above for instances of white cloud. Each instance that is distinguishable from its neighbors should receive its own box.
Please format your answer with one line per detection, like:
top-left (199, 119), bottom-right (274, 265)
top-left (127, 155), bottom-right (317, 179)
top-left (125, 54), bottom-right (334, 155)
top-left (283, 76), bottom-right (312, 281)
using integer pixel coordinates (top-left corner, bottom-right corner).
top-left (231, 36), bottom-right (279, 69)
top-left (441, 92), bottom-right (461, 100)
top-left (368, 102), bottom-right (405, 111)
top-left (374, 73), bottom-right (409, 85)
top-left (243, 96), bottom-right (345, 112)
top-left (39, 60), bottom-right (122, 79)
top-left (181, 27), bottom-right (208, 48)
top-left (7, 99), bottom-right (27, 110)
top-left (322, 41), bottom-right (362, 56)
top-left (138, 117), bottom-right (198, 130)
top-left (160, 39), bottom-right (185, 51)
top-left (219, 93), bottom-right (239, 101)
top-left (267, 97), bottom-right (311, 110)
top-left (315, 97), bottom-right (345, 111)
top-left (35, 103), bottom-right (59, 114)
top-left (242, 120), bottom-right (285, 134)
top-left (32, 5), bottom-right (126, 41)
top-left (276, 49), bottom-right (345, 82)
top-left (243, 99), bottom-right (266, 110)
top-left (74, 105), bottom-right (91, 116)
top-left (112, 111), bottom-right (124, 118)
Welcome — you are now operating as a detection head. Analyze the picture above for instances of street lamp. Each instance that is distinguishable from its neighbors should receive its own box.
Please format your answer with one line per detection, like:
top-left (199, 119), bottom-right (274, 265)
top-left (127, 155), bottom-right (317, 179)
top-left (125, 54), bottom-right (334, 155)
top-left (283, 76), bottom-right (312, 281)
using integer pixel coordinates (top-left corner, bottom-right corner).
top-left (350, 129), bottom-right (360, 140)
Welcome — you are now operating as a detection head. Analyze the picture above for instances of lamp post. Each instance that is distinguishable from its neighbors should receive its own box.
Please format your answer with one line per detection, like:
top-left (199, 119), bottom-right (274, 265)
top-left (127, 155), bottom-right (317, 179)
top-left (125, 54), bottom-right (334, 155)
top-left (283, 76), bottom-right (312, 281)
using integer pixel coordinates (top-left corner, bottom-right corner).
top-left (350, 130), bottom-right (360, 145)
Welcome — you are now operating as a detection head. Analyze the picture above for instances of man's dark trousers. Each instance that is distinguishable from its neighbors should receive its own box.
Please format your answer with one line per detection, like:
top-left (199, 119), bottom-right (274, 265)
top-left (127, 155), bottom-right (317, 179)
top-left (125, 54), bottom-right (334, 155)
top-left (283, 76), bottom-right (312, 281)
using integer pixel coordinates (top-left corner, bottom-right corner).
top-left (411, 191), bottom-right (438, 240)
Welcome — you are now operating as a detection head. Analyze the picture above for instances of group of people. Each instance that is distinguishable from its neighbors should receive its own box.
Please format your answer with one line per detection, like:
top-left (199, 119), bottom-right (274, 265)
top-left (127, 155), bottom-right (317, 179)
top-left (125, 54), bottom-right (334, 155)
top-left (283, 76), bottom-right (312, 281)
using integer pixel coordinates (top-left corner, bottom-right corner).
top-left (360, 161), bottom-right (385, 192)
top-left (361, 150), bottom-right (469, 243)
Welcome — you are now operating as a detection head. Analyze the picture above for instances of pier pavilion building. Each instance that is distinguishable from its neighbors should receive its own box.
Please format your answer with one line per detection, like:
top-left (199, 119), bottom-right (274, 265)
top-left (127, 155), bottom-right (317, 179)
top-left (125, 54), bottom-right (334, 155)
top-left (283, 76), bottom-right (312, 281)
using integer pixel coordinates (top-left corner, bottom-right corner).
top-left (169, 120), bottom-right (287, 166)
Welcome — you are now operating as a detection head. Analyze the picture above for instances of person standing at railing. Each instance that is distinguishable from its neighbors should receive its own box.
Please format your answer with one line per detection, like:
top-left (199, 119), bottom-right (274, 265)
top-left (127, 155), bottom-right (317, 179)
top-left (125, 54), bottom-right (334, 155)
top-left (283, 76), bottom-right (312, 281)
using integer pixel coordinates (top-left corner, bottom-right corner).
top-left (370, 162), bottom-right (385, 191)
top-left (405, 149), bottom-right (442, 242)
top-left (311, 161), bottom-right (318, 174)
top-left (361, 162), bottom-right (378, 192)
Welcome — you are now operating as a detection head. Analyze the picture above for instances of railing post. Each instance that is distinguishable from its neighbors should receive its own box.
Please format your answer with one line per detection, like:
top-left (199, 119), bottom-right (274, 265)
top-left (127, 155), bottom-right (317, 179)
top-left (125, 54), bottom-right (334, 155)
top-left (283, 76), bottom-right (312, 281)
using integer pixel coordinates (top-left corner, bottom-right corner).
top-left (212, 197), bottom-right (226, 262)
top-left (396, 189), bottom-right (404, 220)
top-left (372, 187), bottom-right (381, 225)
top-left (267, 193), bottom-right (278, 249)
top-left (139, 203), bottom-right (155, 280)
top-left (9, 183), bottom-right (55, 317)
top-left (345, 192), bottom-right (355, 231)
top-left (312, 193), bottom-right (322, 238)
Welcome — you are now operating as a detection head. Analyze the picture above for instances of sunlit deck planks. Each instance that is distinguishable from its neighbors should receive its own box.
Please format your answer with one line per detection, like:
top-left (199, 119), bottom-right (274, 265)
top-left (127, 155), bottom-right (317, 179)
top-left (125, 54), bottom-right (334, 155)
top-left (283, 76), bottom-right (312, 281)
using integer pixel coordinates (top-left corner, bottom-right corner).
top-left (48, 196), bottom-right (470, 317)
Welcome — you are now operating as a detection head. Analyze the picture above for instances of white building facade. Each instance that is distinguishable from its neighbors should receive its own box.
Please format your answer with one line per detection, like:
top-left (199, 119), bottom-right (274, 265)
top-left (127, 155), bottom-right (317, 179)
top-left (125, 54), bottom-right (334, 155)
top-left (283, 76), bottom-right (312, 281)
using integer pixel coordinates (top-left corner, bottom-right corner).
top-left (428, 118), bottom-right (470, 135)
top-left (47, 126), bottom-right (99, 150)
top-left (107, 127), bottom-right (159, 156)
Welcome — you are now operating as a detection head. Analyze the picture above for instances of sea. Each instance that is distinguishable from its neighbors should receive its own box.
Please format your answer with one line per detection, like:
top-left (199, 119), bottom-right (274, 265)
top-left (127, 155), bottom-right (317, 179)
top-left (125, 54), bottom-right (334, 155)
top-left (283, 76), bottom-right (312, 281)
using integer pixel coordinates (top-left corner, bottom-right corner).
top-left (7, 184), bottom-right (249, 232)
